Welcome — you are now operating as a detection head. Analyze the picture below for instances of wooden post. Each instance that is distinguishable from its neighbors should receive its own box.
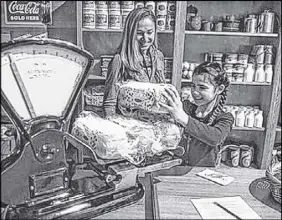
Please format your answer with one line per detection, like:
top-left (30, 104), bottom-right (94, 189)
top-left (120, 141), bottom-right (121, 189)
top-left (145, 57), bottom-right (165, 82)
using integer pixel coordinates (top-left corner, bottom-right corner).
top-left (144, 172), bottom-right (160, 220)
top-left (261, 30), bottom-right (281, 169)
top-left (76, 1), bottom-right (83, 49)
top-left (171, 1), bottom-right (187, 92)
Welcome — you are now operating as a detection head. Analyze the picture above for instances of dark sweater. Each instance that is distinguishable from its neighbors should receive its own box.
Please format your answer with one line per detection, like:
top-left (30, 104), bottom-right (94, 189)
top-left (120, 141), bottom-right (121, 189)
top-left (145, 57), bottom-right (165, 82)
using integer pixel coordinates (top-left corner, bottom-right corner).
top-left (180, 100), bottom-right (234, 167)
top-left (103, 48), bottom-right (166, 117)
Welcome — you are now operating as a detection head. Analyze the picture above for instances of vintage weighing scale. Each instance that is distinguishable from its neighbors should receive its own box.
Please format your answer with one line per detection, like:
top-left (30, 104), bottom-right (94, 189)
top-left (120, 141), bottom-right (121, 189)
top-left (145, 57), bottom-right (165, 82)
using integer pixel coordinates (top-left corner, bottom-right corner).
top-left (1, 38), bottom-right (183, 219)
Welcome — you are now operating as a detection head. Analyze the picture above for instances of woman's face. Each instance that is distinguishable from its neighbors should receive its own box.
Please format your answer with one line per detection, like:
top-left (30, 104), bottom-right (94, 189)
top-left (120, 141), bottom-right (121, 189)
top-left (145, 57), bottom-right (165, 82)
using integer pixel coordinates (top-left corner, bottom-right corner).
top-left (191, 73), bottom-right (222, 106)
top-left (136, 17), bottom-right (155, 52)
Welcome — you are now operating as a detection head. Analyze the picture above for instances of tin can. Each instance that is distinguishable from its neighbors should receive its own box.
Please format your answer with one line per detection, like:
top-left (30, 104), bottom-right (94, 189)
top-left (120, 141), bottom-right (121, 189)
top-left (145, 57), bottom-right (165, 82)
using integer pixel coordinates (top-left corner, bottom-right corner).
top-left (264, 45), bottom-right (274, 64)
top-left (166, 15), bottom-right (175, 30)
top-left (225, 53), bottom-right (238, 64)
top-left (121, 1), bottom-right (135, 10)
top-left (167, 1), bottom-right (176, 17)
top-left (135, 1), bottom-right (145, 9)
top-left (108, 1), bottom-right (120, 9)
top-left (250, 45), bottom-right (265, 64)
top-left (261, 10), bottom-right (275, 33)
top-left (101, 55), bottom-right (113, 68)
top-left (145, 1), bottom-right (155, 13)
top-left (95, 9), bottom-right (108, 29)
top-left (214, 21), bottom-right (223, 32)
top-left (238, 54), bottom-right (249, 64)
top-left (101, 67), bottom-right (108, 77)
top-left (83, 9), bottom-right (95, 28)
top-left (121, 9), bottom-right (132, 28)
top-left (244, 16), bottom-right (258, 33)
top-left (109, 9), bottom-right (121, 29)
top-left (156, 1), bottom-right (168, 16)
top-left (240, 145), bottom-right (254, 167)
top-left (157, 15), bottom-right (166, 31)
top-left (95, 1), bottom-right (108, 10)
top-left (83, 1), bottom-right (95, 9)
top-left (227, 145), bottom-right (240, 167)
top-left (257, 13), bottom-right (265, 33)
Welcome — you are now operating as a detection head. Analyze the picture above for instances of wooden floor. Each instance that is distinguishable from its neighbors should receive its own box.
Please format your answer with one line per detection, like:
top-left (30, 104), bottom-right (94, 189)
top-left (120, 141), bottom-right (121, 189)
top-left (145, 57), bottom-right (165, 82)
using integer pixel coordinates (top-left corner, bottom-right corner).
top-left (93, 165), bottom-right (281, 219)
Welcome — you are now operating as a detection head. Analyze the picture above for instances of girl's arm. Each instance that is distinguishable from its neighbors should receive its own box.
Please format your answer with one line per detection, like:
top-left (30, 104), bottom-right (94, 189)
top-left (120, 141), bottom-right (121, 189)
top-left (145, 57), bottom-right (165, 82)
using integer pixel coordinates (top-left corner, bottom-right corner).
top-left (103, 54), bottom-right (122, 117)
top-left (184, 113), bottom-right (234, 147)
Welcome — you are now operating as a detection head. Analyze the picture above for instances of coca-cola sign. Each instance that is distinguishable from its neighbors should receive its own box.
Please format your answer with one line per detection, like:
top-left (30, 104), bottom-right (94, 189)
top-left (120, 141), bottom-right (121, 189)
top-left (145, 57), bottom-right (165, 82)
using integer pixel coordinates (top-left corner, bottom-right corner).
top-left (4, 1), bottom-right (52, 25)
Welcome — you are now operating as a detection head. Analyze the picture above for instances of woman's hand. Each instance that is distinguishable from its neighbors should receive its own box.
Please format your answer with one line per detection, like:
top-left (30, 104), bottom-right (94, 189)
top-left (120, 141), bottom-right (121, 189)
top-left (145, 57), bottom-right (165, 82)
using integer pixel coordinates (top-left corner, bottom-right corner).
top-left (159, 86), bottom-right (189, 127)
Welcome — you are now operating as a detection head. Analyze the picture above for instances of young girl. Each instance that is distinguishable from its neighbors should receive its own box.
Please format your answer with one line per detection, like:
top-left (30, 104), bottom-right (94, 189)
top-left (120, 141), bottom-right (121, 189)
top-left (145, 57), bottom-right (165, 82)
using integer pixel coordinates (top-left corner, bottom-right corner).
top-left (160, 62), bottom-right (234, 167)
top-left (103, 8), bottom-right (166, 117)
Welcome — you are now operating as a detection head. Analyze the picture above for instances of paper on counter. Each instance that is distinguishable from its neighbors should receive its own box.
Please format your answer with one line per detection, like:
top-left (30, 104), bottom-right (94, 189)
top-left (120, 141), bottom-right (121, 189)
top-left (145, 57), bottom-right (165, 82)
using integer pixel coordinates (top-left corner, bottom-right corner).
top-left (196, 169), bottom-right (235, 186)
top-left (190, 196), bottom-right (262, 219)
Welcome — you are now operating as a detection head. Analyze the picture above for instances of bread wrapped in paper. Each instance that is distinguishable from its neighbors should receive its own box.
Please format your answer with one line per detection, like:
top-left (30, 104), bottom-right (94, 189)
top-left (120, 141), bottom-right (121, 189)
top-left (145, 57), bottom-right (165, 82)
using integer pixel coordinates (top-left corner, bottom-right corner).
top-left (71, 111), bottom-right (182, 165)
top-left (117, 81), bottom-right (176, 114)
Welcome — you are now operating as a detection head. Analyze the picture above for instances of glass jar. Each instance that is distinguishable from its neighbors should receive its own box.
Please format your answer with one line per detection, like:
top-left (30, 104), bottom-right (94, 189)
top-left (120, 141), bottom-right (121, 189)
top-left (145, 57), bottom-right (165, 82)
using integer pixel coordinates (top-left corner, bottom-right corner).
top-left (254, 64), bottom-right (265, 82)
top-left (243, 63), bottom-right (255, 82)
top-left (235, 109), bottom-right (245, 127)
top-left (245, 110), bottom-right (255, 128)
top-left (264, 64), bottom-right (273, 83)
top-left (254, 110), bottom-right (264, 128)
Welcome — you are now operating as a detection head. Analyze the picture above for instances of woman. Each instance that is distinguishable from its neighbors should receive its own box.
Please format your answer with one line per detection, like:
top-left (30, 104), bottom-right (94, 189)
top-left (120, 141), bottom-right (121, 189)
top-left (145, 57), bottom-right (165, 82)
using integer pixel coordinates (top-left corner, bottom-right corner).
top-left (160, 62), bottom-right (234, 167)
top-left (103, 7), bottom-right (166, 117)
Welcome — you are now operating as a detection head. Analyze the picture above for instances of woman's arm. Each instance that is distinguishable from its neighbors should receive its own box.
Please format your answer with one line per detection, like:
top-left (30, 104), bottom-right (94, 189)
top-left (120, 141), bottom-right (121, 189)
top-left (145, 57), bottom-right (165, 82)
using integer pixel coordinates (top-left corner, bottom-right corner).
top-left (103, 54), bottom-right (122, 117)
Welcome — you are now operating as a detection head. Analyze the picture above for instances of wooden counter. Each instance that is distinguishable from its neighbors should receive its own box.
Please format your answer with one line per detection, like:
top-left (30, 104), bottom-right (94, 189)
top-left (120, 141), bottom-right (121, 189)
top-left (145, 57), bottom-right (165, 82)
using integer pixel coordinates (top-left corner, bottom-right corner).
top-left (93, 165), bottom-right (281, 219)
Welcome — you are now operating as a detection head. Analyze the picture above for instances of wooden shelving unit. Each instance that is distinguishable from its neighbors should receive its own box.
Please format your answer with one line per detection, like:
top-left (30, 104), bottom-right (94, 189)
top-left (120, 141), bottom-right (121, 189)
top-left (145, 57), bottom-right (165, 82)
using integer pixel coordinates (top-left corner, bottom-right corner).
top-left (185, 30), bottom-right (279, 37)
top-left (75, 1), bottom-right (281, 169)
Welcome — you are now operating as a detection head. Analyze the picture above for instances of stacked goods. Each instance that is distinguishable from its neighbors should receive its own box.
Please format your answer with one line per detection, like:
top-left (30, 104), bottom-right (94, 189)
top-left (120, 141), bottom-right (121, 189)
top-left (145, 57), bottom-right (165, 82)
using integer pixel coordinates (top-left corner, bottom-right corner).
top-left (82, 1), bottom-right (177, 31)
top-left (108, 1), bottom-right (121, 29)
top-left (95, 1), bottom-right (109, 29)
top-left (84, 85), bottom-right (105, 107)
top-left (121, 1), bottom-right (135, 28)
top-left (164, 57), bottom-right (173, 78)
top-left (100, 55), bottom-right (114, 77)
top-left (82, 1), bottom-right (96, 29)
top-left (71, 111), bottom-right (182, 165)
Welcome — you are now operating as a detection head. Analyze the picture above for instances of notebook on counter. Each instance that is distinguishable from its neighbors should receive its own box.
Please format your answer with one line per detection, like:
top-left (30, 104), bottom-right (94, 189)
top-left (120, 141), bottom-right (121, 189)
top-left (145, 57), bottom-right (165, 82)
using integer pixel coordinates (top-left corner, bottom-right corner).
top-left (190, 196), bottom-right (262, 219)
top-left (196, 169), bottom-right (235, 186)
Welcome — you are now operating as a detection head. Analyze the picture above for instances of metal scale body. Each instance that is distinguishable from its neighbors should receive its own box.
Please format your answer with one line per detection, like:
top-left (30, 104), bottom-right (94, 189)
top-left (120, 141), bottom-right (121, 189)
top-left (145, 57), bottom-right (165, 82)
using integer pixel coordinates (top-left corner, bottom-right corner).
top-left (1, 38), bottom-right (182, 219)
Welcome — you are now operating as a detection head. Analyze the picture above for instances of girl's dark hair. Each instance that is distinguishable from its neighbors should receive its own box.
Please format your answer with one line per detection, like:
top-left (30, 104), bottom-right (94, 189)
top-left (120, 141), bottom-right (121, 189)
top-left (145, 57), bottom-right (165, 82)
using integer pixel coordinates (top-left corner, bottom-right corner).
top-left (193, 62), bottom-right (230, 125)
top-left (117, 8), bottom-right (158, 73)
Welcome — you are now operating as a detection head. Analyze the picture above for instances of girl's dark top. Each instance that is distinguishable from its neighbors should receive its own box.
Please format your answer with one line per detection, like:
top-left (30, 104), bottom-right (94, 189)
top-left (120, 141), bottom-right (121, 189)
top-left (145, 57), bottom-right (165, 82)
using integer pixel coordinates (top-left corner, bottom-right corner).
top-left (180, 100), bottom-right (234, 167)
top-left (103, 48), bottom-right (166, 116)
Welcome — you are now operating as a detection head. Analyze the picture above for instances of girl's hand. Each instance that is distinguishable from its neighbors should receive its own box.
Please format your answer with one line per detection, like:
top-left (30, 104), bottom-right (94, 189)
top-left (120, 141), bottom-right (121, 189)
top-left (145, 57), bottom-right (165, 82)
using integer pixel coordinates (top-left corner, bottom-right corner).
top-left (159, 86), bottom-right (189, 127)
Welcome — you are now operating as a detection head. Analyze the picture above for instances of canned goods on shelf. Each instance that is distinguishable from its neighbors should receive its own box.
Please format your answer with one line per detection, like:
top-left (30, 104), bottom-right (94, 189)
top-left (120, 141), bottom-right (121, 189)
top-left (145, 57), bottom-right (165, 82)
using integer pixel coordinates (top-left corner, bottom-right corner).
top-left (95, 1), bottom-right (108, 10)
top-left (157, 15), bottom-right (166, 31)
top-left (166, 15), bottom-right (175, 30)
top-left (264, 45), bottom-right (274, 64)
top-left (108, 1), bottom-right (120, 10)
top-left (240, 145), bottom-right (254, 167)
top-left (227, 145), bottom-right (240, 167)
top-left (238, 54), bottom-right (249, 64)
top-left (135, 1), bottom-right (145, 9)
top-left (83, 9), bottom-right (95, 28)
top-left (83, 1), bottom-right (95, 9)
top-left (109, 10), bottom-right (121, 29)
top-left (95, 9), bottom-right (108, 29)
top-left (121, 1), bottom-right (135, 10)
top-left (156, 1), bottom-right (168, 16)
top-left (250, 45), bottom-right (265, 64)
top-left (167, 1), bottom-right (176, 16)
top-left (145, 1), bottom-right (156, 13)
top-left (225, 53), bottom-right (238, 64)
top-left (101, 67), bottom-right (108, 77)
top-left (101, 55), bottom-right (113, 68)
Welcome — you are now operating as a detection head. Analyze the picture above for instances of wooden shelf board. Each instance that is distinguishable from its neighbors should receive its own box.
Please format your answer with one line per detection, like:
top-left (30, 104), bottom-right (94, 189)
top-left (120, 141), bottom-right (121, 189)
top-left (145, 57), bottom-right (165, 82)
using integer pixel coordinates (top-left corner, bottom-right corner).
top-left (232, 126), bottom-right (265, 131)
top-left (82, 28), bottom-right (173, 34)
top-left (88, 75), bottom-right (106, 80)
top-left (181, 79), bottom-right (271, 85)
top-left (185, 31), bottom-right (278, 37)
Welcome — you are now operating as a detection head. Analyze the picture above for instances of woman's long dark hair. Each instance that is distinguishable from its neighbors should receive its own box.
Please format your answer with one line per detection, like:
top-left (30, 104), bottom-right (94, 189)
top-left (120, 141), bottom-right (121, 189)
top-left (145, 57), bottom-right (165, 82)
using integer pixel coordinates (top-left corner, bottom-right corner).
top-left (117, 8), bottom-right (158, 73)
top-left (193, 62), bottom-right (230, 125)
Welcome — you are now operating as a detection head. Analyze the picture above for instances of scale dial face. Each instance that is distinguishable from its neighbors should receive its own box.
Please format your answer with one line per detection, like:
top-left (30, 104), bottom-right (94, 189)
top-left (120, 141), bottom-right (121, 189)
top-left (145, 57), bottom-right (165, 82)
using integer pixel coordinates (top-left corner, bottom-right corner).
top-left (1, 40), bottom-right (93, 121)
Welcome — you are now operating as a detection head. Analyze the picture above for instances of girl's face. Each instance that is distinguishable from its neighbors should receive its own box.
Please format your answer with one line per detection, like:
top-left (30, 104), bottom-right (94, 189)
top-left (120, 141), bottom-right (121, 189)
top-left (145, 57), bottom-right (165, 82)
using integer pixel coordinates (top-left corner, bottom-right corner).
top-left (191, 73), bottom-right (223, 106)
top-left (136, 17), bottom-right (155, 52)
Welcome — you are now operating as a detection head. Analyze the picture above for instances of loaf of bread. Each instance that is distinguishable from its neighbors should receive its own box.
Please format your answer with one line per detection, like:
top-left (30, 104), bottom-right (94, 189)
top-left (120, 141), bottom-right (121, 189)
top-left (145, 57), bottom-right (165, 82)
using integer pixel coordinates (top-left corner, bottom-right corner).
top-left (117, 81), bottom-right (175, 114)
